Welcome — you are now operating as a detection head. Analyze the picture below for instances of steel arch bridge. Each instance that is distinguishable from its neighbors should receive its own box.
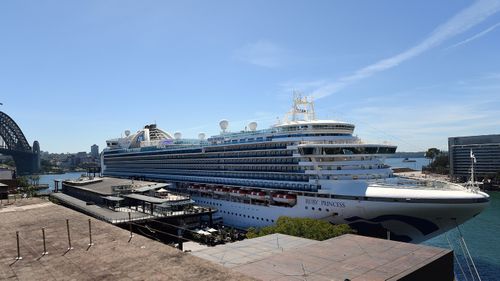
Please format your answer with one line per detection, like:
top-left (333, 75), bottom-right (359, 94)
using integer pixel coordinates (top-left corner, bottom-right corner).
top-left (0, 111), bottom-right (40, 175)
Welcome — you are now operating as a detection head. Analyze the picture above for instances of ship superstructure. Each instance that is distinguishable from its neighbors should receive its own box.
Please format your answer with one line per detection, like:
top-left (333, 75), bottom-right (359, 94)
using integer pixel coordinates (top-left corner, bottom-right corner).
top-left (102, 96), bottom-right (489, 243)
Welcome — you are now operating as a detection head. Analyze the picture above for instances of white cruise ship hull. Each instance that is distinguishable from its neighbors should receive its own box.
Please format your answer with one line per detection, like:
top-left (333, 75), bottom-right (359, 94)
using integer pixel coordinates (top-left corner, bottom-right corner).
top-left (192, 192), bottom-right (488, 243)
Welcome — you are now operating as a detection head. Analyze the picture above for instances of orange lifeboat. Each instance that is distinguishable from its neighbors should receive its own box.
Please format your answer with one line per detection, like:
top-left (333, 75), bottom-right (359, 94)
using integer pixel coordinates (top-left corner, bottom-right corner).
top-left (199, 185), bottom-right (213, 193)
top-left (248, 191), bottom-right (266, 201)
top-left (214, 187), bottom-right (230, 195)
top-left (230, 189), bottom-right (248, 197)
top-left (272, 193), bottom-right (297, 204)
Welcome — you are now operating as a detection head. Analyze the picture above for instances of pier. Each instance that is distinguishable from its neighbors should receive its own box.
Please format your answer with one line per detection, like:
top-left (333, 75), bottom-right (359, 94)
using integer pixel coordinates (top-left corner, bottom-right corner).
top-left (51, 177), bottom-right (215, 227)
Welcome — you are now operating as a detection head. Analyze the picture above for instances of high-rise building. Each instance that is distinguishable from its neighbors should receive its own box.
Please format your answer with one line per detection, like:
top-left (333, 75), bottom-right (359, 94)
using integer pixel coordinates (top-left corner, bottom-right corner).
top-left (91, 144), bottom-right (99, 159)
top-left (448, 134), bottom-right (500, 181)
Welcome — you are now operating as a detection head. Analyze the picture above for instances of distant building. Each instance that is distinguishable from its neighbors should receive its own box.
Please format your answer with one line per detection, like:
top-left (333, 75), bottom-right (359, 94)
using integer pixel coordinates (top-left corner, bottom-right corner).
top-left (91, 144), bottom-right (99, 159)
top-left (0, 168), bottom-right (13, 180)
top-left (449, 134), bottom-right (500, 181)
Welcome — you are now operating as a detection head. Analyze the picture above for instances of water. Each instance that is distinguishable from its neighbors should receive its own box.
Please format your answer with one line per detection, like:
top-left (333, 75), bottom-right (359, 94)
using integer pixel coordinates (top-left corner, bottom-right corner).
top-left (36, 172), bottom-right (84, 194)
top-left (383, 157), bottom-right (429, 171)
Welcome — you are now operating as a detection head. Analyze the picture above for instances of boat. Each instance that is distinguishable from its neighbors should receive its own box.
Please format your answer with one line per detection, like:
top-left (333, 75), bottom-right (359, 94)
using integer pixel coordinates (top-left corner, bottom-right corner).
top-left (402, 158), bottom-right (417, 163)
top-left (101, 95), bottom-right (489, 243)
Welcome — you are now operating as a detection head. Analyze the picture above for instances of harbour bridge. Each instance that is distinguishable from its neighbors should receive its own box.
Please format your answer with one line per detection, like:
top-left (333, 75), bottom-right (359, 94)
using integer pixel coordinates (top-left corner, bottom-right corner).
top-left (0, 111), bottom-right (40, 175)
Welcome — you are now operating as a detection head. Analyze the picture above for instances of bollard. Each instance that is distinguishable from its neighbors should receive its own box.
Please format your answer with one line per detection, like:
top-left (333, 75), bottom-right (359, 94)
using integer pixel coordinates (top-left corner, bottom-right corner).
top-left (88, 219), bottom-right (94, 246)
top-left (387, 230), bottom-right (391, 240)
top-left (128, 212), bottom-right (134, 240)
top-left (15, 231), bottom-right (22, 260)
top-left (42, 228), bottom-right (48, 255)
top-left (66, 219), bottom-right (73, 250)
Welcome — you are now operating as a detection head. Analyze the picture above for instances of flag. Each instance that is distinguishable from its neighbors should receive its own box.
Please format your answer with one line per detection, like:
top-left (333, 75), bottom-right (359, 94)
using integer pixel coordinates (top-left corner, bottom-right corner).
top-left (470, 150), bottom-right (476, 163)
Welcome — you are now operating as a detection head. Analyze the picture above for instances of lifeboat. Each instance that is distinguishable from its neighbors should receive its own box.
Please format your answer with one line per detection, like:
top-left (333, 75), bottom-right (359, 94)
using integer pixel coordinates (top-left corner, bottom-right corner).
top-left (214, 187), bottom-right (230, 195)
top-left (248, 191), bottom-right (266, 201)
top-left (230, 189), bottom-right (248, 197)
top-left (272, 193), bottom-right (297, 204)
top-left (187, 184), bottom-right (200, 191)
top-left (199, 185), bottom-right (213, 193)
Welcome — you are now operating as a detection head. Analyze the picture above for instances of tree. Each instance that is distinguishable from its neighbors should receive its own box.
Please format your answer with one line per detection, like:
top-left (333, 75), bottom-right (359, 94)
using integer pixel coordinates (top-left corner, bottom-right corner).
top-left (425, 148), bottom-right (441, 162)
top-left (246, 216), bottom-right (355, 241)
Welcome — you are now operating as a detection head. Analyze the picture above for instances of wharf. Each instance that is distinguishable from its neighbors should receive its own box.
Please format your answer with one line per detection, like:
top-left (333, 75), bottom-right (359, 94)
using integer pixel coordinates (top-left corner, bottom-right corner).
top-left (0, 198), bottom-right (252, 281)
top-left (53, 177), bottom-right (215, 226)
top-left (190, 233), bottom-right (454, 281)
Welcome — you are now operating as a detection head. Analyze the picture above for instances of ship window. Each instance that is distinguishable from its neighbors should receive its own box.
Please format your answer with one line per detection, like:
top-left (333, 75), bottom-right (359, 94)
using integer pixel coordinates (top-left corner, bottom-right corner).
top-left (318, 208), bottom-right (322, 211)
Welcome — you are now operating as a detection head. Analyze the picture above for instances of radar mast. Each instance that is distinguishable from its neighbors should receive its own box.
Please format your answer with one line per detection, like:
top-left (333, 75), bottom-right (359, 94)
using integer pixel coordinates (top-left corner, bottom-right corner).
top-left (283, 92), bottom-right (316, 123)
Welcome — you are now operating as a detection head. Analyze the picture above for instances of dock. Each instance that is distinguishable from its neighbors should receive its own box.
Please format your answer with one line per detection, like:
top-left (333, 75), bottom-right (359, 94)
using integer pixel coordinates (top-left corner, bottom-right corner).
top-left (0, 198), bottom-right (252, 281)
top-left (51, 177), bottom-right (215, 227)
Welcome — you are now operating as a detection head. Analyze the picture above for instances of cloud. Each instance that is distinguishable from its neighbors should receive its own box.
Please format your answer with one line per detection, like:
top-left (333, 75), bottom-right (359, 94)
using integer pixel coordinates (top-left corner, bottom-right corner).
top-left (233, 40), bottom-right (288, 68)
top-left (308, 0), bottom-right (500, 99)
top-left (446, 22), bottom-right (500, 49)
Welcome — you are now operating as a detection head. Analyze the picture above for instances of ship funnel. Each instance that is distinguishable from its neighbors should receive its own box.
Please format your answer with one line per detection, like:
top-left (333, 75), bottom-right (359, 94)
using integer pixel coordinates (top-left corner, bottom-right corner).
top-left (125, 130), bottom-right (131, 137)
top-left (198, 133), bottom-right (206, 140)
top-left (219, 119), bottom-right (229, 133)
top-left (174, 132), bottom-right (182, 140)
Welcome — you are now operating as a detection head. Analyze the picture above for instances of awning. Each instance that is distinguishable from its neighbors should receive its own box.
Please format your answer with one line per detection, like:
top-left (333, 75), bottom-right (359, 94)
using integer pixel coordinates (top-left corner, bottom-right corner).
top-left (133, 183), bottom-right (170, 193)
top-left (123, 193), bottom-right (171, 204)
top-left (102, 196), bottom-right (124, 201)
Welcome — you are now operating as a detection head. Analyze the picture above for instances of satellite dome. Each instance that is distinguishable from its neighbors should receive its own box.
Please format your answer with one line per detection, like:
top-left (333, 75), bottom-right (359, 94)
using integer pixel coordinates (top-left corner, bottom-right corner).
top-left (125, 130), bottom-right (131, 137)
top-left (174, 132), bottom-right (182, 140)
top-left (219, 119), bottom-right (229, 133)
top-left (198, 133), bottom-right (206, 140)
top-left (248, 122), bottom-right (258, 131)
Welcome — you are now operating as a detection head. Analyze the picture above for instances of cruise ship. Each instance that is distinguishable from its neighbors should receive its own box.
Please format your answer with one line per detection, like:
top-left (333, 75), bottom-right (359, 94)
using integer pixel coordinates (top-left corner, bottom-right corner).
top-left (102, 96), bottom-right (489, 243)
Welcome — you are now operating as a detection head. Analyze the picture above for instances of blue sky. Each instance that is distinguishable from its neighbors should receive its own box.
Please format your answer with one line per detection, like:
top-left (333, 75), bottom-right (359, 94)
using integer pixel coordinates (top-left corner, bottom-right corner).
top-left (1, 0), bottom-right (499, 153)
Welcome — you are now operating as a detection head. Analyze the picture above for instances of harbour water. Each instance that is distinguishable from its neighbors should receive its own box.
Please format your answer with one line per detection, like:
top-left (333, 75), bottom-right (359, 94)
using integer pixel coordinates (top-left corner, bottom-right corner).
top-left (37, 161), bottom-right (499, 280)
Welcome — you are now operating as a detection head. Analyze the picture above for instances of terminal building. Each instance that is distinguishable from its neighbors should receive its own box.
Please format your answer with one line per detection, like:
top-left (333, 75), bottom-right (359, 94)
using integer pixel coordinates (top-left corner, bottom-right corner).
top-left (448, 134), bottom-right (500, 181)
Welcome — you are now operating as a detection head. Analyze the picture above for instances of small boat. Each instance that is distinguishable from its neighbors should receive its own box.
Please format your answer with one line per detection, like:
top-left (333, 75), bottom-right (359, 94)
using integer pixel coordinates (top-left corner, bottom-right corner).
top-left (248, 191), bottom-right (266, 201)
top-left (230, 189), bottom-right (247, 197)
top-left (272, 193), bottom-right (297, 204)
top-left (214, 187), bottom-right (229, 195)
top-left (199, 185), bottom-right (213, 193)
top-left (402, 158), bottom-right (416, 163)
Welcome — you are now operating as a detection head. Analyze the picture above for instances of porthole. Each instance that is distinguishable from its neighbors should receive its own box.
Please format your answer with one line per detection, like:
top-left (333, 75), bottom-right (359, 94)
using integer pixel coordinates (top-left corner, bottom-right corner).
top-left (318, 208), bottom-right (322, 211)
top-left (305, 206), bottom-right (308, 210)
top-left (312, 207), bottom-right (315, 210)
top-left (326, 209), bottom-right (330, 212)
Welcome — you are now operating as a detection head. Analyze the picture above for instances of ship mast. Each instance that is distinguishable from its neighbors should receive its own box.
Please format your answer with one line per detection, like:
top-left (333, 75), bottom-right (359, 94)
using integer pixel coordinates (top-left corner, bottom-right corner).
top-left (284, 92), bottom-right (316, 123)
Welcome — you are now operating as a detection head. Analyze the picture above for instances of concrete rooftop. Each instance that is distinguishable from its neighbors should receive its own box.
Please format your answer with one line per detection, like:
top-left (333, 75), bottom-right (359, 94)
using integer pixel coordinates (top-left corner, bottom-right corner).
top-left (63, 177), bottom-right (162, 196)
top-left (0, 198), bottom-right (253, 281)
top-left (191, 233), bottom-right (453, 281)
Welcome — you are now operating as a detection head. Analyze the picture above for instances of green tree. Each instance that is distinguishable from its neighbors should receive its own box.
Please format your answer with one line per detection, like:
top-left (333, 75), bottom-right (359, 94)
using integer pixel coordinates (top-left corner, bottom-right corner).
top-left (246, 216), bottom-right (355, 241)
top-left (425, 148), bottom-right (441, 162)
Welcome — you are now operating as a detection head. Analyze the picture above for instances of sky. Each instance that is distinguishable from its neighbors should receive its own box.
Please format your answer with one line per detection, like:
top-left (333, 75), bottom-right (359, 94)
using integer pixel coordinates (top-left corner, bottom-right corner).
top-left (1, 0), bottom-right (499, 153)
